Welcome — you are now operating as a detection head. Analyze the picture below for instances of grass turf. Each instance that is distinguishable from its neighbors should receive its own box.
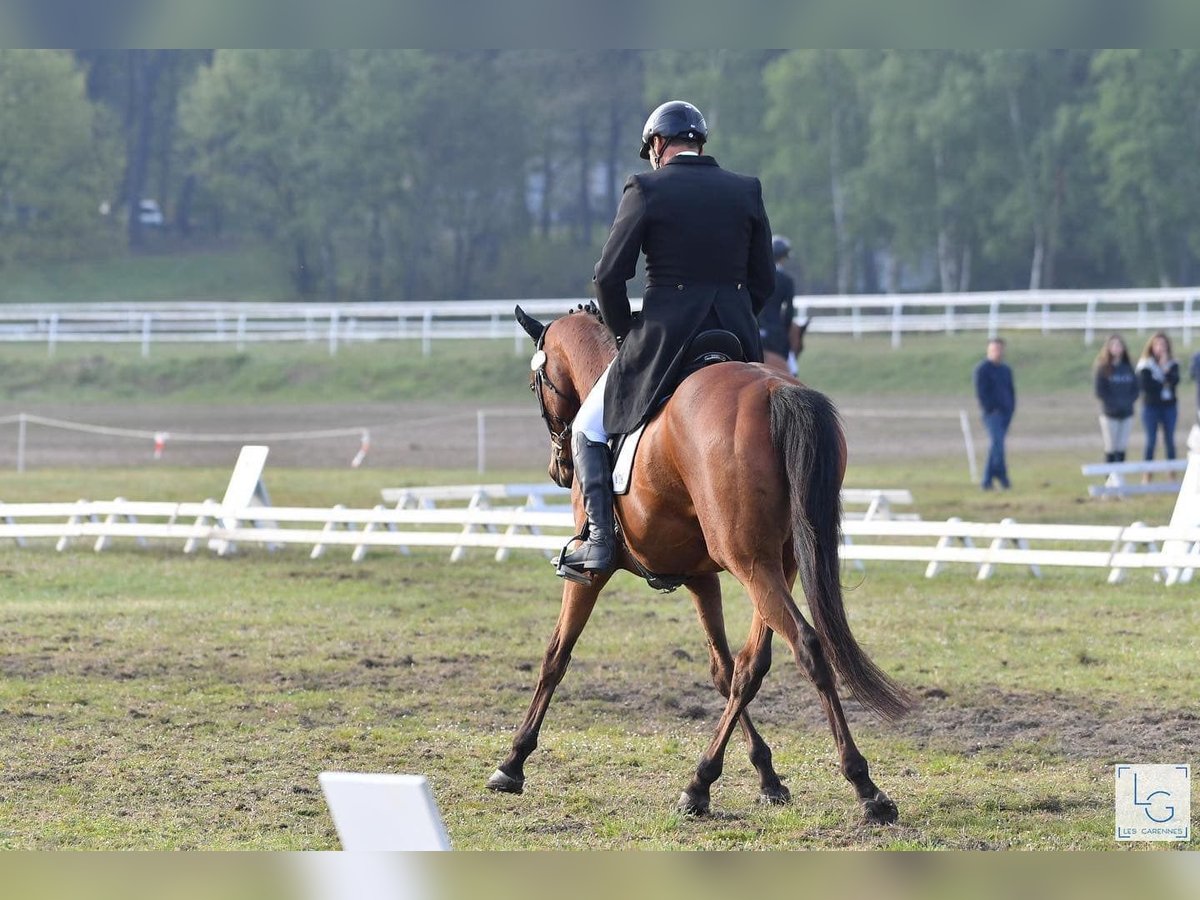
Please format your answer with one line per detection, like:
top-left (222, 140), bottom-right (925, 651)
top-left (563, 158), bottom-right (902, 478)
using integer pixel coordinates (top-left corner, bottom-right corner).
top-left (0, 458), bottom-right (1195, 849)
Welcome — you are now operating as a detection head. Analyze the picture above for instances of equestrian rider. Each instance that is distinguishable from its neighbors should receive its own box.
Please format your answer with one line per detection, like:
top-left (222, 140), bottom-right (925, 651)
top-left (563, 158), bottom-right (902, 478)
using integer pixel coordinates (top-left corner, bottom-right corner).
top-left (757, 235), bottom-right (798, 375)
top-left (556, 99), bottom-right (776, 583)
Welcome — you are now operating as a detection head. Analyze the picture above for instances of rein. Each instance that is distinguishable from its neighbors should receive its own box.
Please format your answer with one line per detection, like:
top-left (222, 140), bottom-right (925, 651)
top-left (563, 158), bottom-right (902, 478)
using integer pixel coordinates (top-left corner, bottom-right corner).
top-left (529, 329), bottom-right (573, 471)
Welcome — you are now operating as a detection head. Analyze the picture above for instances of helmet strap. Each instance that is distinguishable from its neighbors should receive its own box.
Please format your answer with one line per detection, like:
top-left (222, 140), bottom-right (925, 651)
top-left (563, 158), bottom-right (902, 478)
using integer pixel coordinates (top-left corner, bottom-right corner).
top-left (650, 136), bottom-right (675, 170)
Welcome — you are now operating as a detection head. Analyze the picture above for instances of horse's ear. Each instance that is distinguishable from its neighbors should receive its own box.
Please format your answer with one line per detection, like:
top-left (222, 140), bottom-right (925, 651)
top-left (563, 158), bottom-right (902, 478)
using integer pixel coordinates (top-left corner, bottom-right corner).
top-left (514, 305), bottom-right (545, 344)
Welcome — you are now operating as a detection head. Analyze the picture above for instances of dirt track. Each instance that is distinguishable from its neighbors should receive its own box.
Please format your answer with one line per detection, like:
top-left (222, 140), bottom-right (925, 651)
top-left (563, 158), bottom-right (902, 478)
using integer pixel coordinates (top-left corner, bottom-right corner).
top-left (5, 390), bottom-right (1186, 472)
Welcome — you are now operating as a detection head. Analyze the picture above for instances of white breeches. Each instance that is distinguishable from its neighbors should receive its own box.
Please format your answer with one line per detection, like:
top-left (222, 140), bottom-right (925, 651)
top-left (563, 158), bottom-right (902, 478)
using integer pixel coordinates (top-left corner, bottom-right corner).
top-left (574, 361), bottom-right (612, 443)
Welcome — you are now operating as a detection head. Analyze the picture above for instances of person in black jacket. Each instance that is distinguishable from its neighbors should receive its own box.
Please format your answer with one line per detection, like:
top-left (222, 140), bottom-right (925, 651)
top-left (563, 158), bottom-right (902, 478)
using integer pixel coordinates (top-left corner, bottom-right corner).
top-left (1136, 331), bottom-right (1180, 464)
top-left (973, 337), bottom-right (1016, 490)
top-left (1093, 334), bottom-right (1139, 463)
top-left (758, 235), bottom-right (797, 373)
top-left (557, 100), bottom-right (775, 583)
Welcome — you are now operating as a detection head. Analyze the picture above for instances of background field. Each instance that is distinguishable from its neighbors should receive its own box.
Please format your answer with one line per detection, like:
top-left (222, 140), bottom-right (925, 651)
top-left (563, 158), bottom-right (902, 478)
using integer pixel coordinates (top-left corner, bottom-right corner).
top-left (0, 336), bottom-right (1196, 850)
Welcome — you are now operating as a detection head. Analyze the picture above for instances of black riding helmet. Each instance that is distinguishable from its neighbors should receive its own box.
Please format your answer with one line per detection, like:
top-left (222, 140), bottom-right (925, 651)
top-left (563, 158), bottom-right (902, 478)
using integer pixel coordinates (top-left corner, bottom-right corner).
top-left (772, 236), bottom-right (792, 260)
top-left (639, 100), bottom-right (708, 160)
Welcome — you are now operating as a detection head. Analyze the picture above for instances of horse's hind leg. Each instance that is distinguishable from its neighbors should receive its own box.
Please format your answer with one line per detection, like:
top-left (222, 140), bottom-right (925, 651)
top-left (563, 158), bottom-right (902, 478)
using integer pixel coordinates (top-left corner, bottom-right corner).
top-left (678, 610), bottom-right (773, 815)
top-left (487, 574), bottom-right (609, 794)
top-left (756, 570), bottom-right (898, 825)
top-left (685, 575), bottom-right (788, 806)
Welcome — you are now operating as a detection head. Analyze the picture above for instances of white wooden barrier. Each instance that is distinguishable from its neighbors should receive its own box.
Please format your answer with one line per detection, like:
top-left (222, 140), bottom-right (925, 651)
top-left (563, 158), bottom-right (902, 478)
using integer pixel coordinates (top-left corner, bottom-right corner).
top-left (1081, 459), bottom-right (1188, 498)
top-left (0, 499), bottom-right (1195, 583)
top-left (1, 287), bottom-right (1197, 355)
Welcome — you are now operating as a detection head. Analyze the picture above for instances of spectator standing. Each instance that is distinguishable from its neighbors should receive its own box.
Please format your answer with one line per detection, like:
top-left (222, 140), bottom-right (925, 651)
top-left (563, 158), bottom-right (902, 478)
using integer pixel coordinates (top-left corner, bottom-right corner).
top-left (1135, 331), bottom-right (1179, 469)
top-left (1093, 334), bottom-right (1139, 463)
top-left (973, 337), bottom-right (1016, 490)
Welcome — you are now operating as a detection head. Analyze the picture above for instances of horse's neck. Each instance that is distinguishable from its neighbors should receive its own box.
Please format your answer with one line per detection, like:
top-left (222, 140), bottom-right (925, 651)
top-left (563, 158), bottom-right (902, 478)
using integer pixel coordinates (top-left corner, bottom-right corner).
top-left (568, 326), bottom-right (615, 397)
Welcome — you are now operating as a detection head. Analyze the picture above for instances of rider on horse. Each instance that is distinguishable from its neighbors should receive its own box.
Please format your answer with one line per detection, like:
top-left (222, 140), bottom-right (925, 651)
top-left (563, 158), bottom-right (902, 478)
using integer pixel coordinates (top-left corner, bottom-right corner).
top-left (557, 99), bottom-right (777, 584)
top-left (758, 235), bottom-right (799, 375)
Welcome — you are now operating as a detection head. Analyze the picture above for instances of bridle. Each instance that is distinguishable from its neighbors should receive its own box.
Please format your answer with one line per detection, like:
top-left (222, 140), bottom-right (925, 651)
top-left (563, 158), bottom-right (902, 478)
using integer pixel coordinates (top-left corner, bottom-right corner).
top-left (529, 328), bottom-right (573, 473)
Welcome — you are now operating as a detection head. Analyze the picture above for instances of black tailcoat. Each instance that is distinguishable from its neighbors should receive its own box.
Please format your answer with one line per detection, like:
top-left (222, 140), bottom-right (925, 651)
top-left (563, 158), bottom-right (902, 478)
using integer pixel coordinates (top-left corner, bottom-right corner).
top-left (593, 155), bottom-right (774, 435)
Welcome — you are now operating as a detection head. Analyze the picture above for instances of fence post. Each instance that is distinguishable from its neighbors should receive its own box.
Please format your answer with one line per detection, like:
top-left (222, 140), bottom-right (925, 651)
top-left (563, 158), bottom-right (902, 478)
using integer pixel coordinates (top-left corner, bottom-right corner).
top-left (1041, 302), bottom-right (1050, 335)
top-left (988, 298), bottom-right (999, 336)
top-left (890, 301), bottom-right (903, 349)
top-left (477, 409), bottom-right (486, 475)
top-left (48, 314), bottom-right (58, 357)
top-left (17, 412), bottom-right (26, 473)
top-left (1185, 294), bottom-right (1194, 348)
top-left (514, 323), bottom-right (524, 356)
top-left (236, 313), bottom-right (247, 351)
top-left (422, 309), bottom-right (432, 357)
top-left (141, 313), bottom-right (152, 358)
top-left (328, 310), bottom-right (339, 356)
top-left (1137, 300), bottom-right (1146, 335)
top-left (958, 409), bottom-right (979, 485)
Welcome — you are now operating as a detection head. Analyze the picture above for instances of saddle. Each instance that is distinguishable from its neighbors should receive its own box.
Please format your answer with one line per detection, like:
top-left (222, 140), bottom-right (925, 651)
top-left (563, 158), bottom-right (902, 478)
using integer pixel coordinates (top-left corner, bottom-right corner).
top-left (611, 329), bottom-right (744, 495)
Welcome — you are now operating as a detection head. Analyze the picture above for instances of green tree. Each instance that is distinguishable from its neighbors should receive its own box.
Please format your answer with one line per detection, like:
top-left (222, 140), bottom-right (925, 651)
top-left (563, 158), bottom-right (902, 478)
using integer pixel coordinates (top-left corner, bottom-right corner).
top-left (0, 50), bottom-right (119, 268)
top-left (1088, 50), bottom-right (1200, 286)
top-left (181, 50), bottom-right (356, 298)
top-left (764, 50), bottom-right (871, 293)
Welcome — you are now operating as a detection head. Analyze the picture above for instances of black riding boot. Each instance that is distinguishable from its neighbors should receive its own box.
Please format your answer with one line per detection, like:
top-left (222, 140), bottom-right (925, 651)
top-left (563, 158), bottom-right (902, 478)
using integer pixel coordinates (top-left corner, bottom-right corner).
top-left (555, 432), bottom-right (616, 583)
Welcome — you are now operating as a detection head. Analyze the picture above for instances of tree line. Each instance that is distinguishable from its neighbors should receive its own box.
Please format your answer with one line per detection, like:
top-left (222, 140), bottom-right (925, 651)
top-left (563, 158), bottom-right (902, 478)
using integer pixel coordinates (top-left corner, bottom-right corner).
top-left (2, 49), bottom-right (1200, 299)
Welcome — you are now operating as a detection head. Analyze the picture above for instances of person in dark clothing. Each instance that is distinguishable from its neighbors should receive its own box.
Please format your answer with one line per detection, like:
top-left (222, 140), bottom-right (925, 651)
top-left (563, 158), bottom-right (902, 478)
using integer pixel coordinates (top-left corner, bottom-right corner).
top-left (973, 337), bottom-right (1016, 490)
top-left (1093, 334), bottom-right (1139, 463)
top-left (1190, 350), bottom-right (1200, 416)
top-left (1136, 331), bottom-right (1180, 463)
top-left (758, 235), bottom-right (796, 374)
top-left (557, 100), bottom-right (775, 583)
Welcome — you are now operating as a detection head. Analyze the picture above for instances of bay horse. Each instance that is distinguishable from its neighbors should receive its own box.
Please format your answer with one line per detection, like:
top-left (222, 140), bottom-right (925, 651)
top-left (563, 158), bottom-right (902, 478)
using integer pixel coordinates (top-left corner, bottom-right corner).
top-left (487, 303), bottom-right (910, 824)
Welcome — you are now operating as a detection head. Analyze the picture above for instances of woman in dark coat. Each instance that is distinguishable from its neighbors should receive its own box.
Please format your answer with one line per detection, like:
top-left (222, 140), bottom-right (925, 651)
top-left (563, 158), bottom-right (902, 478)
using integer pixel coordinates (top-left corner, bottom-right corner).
top-left (1135, 331), bottom-right (1180, 464)
top-left (1093, 334), bottom-right (1138, 463)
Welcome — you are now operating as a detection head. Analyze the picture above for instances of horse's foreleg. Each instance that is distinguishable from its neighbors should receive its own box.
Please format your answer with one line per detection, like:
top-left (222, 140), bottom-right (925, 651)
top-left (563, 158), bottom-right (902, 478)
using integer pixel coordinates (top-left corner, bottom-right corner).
top-left (487, 575), bottom-right (607, 795)
top-left (678, 611), bottom-right (772, 815)
top-left (686, 576), bottom-right (788, 806)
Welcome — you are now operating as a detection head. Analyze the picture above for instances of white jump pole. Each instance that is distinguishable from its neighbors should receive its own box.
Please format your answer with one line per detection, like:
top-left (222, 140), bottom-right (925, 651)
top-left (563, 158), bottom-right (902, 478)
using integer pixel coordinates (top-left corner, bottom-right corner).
top-left (959, 408), bottom-right (979, 484)
top-left (477, 409), bottom-right (486, 475)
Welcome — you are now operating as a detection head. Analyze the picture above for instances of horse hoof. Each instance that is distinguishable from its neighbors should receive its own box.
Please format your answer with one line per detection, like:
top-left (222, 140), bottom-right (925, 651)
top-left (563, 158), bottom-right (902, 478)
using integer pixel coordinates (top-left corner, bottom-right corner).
top-left (677, 790), bottom-right (710, 816)
top-left (486, 768), bottom-right (525, 794)
top-left (862, 790), bottom-right (898, 825)
top-left (758, 785), bottom-right (791, 806)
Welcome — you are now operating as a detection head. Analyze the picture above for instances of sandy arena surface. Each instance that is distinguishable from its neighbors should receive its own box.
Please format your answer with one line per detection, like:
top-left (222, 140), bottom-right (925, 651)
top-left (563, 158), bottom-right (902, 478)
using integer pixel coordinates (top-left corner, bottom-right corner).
top-left (0, 393), bottom-right (1193, 472)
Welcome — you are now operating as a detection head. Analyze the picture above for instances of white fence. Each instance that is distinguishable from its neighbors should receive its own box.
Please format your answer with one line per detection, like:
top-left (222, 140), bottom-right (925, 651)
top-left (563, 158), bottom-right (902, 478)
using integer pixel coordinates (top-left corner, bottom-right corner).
top-left (2, 287), bottom-right (1197, 355)
top-left (1, 491), bottom-right (1196, 585)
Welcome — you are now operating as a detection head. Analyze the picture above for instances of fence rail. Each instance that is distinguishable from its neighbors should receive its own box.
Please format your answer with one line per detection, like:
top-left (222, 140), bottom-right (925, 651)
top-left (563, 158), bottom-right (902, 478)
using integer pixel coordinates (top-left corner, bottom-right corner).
top-left (1, 494), bottom-right (1196, 584)
top-left (1, 287), bottom-right (1197, 355)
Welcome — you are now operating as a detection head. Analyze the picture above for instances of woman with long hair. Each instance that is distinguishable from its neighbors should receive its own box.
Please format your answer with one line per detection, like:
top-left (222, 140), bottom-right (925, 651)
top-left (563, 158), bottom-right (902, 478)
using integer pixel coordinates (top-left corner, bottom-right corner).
top-left (1093, 334), bottom-right (1138, 463)
top-left (1135, 331), bottom-right (1180, 465)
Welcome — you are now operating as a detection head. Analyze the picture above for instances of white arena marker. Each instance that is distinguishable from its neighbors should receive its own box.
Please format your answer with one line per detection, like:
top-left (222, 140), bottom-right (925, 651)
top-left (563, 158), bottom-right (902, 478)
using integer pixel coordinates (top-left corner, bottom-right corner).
top-left (318, 772), bottom-right (451, 851)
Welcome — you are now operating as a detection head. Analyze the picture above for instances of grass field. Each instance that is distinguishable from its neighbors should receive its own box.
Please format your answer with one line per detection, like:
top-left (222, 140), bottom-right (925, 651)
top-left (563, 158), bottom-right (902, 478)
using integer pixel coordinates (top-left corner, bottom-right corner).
top-left (1, 330), bottom-right (1197, 407)
top-left (0, 246), bottom-right (291, 305)
top-left (0, 458), bottom-right (1195, 850)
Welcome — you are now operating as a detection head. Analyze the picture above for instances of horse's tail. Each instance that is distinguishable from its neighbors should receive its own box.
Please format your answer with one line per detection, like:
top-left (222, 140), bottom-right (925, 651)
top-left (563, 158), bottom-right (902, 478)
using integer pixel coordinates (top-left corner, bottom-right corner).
top-left (768, 384), bottom-right (912, 721)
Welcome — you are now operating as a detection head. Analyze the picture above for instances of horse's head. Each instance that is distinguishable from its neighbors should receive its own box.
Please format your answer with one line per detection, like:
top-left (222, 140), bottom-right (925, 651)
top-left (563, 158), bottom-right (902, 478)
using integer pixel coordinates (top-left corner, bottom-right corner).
top-left (515, 303), bottom-right (614, 489)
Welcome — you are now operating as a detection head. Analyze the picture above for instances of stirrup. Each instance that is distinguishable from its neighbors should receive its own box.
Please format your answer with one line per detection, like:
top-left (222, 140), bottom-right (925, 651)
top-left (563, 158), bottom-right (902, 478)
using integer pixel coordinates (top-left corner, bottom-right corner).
top-left (553, 531), bottom-right (593, 584)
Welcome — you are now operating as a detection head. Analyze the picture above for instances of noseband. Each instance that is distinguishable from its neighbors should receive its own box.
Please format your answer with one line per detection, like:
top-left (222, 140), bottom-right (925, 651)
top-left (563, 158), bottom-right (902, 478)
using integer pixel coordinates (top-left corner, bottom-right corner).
top-left (529, 333), bottom-right (573, 472)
